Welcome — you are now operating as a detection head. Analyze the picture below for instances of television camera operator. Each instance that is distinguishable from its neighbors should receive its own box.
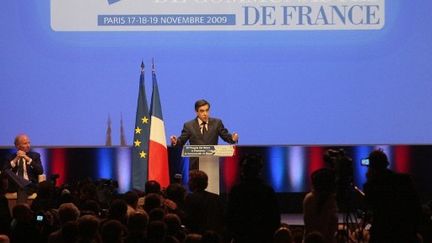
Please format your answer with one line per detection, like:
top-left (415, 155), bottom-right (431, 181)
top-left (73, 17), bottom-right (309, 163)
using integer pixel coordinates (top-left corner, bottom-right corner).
top-left (363, 149), bottom-right (422, 243)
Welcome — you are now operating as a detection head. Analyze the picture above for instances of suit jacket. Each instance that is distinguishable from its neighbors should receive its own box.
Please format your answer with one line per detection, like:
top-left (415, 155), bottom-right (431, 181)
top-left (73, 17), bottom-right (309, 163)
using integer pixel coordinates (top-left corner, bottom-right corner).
top-left (176, 117), bottom-right (236, 146)
top-left (4, 151), bottom-right (44, 184)
top-left (184, 190), bottom-right (225, 234)
top-left (364, 170), bottom-right (421, 242)
top-left (226, 178), bottom-right (281, 243)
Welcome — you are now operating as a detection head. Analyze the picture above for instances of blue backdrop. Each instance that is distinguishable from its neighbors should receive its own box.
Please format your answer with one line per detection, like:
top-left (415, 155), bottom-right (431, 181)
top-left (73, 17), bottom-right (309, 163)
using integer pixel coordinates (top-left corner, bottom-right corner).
top-left (1, 1), bottom-right (431, 146)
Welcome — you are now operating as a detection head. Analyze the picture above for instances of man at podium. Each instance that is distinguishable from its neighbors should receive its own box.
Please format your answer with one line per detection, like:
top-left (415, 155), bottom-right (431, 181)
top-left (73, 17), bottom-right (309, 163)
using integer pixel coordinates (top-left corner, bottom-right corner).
top-left (170, 99), bottom-right (239, 170)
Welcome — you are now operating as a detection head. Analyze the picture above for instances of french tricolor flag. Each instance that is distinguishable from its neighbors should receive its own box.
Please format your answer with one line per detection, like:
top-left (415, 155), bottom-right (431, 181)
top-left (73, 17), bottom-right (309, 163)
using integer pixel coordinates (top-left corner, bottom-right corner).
top-left (148, 60), bottom-right (170, 188)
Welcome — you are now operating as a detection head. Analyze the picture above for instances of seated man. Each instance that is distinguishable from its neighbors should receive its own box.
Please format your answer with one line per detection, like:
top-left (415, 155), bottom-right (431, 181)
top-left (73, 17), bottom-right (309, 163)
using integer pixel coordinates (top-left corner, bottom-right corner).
top-left (3, 134), bottom-right (44, 204)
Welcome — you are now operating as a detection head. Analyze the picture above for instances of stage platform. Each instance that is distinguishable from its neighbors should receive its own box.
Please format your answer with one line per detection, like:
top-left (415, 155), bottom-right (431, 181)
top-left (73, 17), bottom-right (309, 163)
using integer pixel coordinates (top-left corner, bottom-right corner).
top-left (281, 214), bottom-right (361, 226)
top-left (281, 214), bottom-right (304, 226)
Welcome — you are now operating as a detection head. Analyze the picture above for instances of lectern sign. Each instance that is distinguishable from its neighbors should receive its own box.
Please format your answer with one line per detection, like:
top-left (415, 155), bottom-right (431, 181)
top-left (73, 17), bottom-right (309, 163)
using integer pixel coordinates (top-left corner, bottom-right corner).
top-left (181, 145), bottom-right (234, 195)
top-left (182, 145), bottom-right (235, 157)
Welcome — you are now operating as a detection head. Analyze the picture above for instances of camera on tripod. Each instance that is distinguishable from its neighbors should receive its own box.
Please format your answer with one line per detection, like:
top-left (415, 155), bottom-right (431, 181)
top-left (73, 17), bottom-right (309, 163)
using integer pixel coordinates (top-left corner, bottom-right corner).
top-left (324, 149), bottom-right (367, 243)
top-left (323, 149), bottom-right (355, 206)
top-left (324, 149), bottom-right (354, 185)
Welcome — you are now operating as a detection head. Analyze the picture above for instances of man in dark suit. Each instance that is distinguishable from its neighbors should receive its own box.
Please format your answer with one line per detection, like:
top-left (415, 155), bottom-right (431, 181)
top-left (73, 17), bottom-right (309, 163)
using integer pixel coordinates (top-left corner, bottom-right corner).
top-left (363, 149), bottom-right (422, 243)
top-left (184, 170), bottom-right (225, 235)
top-left (226, 154), bottom-right (280, 243)
top-left (3, 134), bottom-right (44, 204)
top-left (170, 99), bottom-right (239, 169)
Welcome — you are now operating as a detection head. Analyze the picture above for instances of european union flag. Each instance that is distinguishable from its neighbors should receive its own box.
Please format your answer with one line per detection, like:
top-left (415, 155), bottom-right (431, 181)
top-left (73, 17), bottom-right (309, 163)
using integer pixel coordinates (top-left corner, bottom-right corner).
top-left (131, 62), bottom-right (150, 191)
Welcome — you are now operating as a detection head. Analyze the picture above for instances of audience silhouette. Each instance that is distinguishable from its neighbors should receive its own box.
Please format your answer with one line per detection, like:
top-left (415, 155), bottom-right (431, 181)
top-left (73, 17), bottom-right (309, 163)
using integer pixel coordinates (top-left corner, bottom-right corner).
top-left (303, 168), bottom-right (338, 243)
top-left (184, 170), bottom-right (225, 236)
top-left (0, 149), bottom-right (429, 243)
top-left (226, 154), bottom-right (281, 243)
top-left (363, 149), bottom-right (422, 243)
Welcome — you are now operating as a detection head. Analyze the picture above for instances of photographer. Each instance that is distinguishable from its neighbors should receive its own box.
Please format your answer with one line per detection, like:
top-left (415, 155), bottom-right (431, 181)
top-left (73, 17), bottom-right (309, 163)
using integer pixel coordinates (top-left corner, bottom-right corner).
top-left (363, 149), bottom-right (422, 243)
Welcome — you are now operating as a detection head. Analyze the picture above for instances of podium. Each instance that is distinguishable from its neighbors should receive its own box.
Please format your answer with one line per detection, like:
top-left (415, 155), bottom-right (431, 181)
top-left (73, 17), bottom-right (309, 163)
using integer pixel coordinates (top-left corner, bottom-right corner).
top-left (182, 145), bottom-right (235, 194)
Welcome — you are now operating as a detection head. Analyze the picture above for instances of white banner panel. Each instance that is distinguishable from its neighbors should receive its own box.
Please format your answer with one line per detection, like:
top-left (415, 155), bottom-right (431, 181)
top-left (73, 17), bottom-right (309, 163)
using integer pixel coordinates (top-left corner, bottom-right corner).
top-left (51, 0), bottom-right (385, 31)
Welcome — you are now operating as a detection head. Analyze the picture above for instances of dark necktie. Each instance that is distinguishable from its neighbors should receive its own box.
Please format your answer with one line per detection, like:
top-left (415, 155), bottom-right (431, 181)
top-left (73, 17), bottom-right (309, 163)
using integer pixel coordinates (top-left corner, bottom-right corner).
top-left (202, 121), bottom-right (207, 135)
top-left (18, 158), bottom-right (24, 177)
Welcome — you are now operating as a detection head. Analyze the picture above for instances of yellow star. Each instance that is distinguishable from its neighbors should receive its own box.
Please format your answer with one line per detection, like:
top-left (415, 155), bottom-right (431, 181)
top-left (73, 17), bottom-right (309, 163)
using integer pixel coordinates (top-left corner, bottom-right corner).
top-left (141, 116), bottom-right (149, 124)
top-left (139, 151), bottom-right (147, 158)
top-left (135, 126), bottom-right (142, 134)
top-left (134, 139), bottom-right (141, 147)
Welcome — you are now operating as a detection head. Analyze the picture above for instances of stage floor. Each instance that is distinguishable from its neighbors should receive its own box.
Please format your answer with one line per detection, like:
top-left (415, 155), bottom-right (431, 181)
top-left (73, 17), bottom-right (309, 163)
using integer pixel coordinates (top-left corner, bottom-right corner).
top-left (281, 214), bottom-right (356, 226)
top-left (281, 214), bottom-right (304, 226)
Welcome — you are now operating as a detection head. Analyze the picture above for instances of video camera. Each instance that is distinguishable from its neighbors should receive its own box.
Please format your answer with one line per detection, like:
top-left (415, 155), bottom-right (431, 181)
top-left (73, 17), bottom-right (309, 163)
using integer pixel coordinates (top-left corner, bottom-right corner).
top-left (323, 149), bottom-right (355, 205)
top-left (95, 179), bottom-right (119, 209)
top-left (36, 213), bottom-right (44, 223)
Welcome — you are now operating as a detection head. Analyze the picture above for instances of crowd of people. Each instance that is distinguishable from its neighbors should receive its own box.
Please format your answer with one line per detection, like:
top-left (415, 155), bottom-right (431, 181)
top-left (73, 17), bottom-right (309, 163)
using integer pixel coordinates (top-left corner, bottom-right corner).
top-left (1, 143), bottom-right (431, 242)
